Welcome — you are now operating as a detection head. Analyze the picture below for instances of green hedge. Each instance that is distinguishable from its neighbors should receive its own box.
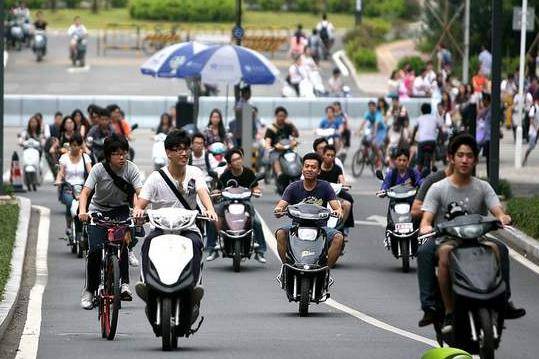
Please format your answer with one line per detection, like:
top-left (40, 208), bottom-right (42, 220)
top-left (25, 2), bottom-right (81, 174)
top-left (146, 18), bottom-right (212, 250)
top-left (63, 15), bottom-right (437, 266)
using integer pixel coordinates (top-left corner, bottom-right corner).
top-left (343, 19), bottom-right (390, 72)
top-left (0, 203), bottom-right (20, 298)
top-left (111, 0), bottom-right (129, 8)
top-left (130, 0), bottom-right (236, 22)
top-left (507, 196), bottom-right (539, 240)
top-left (397, 56), bottom-right (426, 75)
top-left (5, 0), bottom-right (46, 8)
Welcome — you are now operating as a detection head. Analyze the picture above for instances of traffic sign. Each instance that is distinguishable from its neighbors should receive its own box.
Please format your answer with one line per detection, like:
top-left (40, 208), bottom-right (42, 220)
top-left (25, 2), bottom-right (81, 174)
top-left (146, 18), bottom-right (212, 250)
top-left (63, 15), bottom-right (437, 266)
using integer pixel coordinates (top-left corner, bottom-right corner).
top-left (232, 25), bottom-right (245, 41)
top-left (513, 6), bottom-right (535, 31)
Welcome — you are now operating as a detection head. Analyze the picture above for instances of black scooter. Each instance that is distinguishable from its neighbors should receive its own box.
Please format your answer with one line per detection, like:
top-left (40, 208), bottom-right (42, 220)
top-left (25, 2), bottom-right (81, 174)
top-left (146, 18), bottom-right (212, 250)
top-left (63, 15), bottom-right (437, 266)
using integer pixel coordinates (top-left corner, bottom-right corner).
top-left (276, 202), bottom-right (334, 317)
top-left (274, 139), bottom-right (302, 195)
top-left (419, 214), bottom-right (506, 359)
top-left (215, 175), bottom-right (264, 272)
top-left (376, 170), bottom-right (419, 272)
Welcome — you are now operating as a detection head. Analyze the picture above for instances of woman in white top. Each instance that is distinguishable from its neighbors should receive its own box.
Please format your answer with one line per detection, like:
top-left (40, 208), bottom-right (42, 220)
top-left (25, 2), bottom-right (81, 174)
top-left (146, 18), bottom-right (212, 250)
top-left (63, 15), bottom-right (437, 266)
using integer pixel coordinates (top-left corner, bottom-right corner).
top-left (55, 134), bottom-right (92, 236)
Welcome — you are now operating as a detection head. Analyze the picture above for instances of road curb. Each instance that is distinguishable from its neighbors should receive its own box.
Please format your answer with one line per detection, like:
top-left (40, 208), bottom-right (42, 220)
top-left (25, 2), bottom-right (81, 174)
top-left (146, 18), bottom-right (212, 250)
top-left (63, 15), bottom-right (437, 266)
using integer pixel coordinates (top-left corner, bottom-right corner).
top-left (0, 196), bottom-right (32, 341)
top-left (497, 226), bottom-right (539, 265)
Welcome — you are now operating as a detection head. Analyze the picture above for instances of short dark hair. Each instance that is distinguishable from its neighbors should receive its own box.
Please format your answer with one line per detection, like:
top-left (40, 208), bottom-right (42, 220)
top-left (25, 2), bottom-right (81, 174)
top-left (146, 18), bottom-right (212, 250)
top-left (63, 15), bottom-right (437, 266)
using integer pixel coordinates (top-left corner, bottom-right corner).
top-left (313, 137), bottom-right (328, 151)
top-left (104, 134), bottom-right (129, 161)
top-left (274, 106), bottom-right (288, 116)
top-left (420, 103), bottom-right (431, 115)
top-left (325, 105), bottom-right (335, 113)
top-left (302, 152), bottom-right (322, 167)
top-left (69, 133), bottom-right (84, 146)
top-left (448, 133), bottom-right (479, 157)
top-left (164, 129), bottom-right (191, 150)
top-left (107, 104), bottom-right (120, 113)
top-left (191, 133), bottom-right (206, 143)
top-left (54, 111), bottom-right (63, 117)
top-left (394, 147), bottom-right (410, 159)
top-left (225, 148), bottom-right (244, 163)
top-left (368, 100), bottom-right (376, 107)
top-left (323, 144), bottom-right (337, 154)
top-left (99, 107), bottom-right (111, 117)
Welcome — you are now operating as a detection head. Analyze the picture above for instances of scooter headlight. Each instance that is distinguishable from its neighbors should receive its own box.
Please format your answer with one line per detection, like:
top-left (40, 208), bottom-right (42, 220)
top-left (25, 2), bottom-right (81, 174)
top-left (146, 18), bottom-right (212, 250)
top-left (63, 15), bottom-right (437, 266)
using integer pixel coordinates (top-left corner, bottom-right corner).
top-left (447, 224), bottom-right (486, 239)
top-left (394, 203), bottom-right (410, 215)
top-left (297, 228), bottom-right (318, 241)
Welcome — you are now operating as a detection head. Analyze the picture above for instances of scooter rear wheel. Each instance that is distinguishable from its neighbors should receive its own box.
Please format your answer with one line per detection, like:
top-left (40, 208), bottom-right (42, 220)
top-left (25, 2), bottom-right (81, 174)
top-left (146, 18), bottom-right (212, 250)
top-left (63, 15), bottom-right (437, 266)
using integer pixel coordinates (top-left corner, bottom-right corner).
top-left (233, 240), bottom-right (242, 273)
top-left (401, 238), bottom-right (410, 273)
top-left (161, 297), bottom-right (177, 351)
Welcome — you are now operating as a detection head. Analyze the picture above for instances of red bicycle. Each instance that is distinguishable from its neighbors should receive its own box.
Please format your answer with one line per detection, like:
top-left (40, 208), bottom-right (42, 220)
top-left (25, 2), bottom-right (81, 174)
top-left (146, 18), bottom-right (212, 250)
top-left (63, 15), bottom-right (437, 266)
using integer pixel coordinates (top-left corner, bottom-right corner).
top-left (89, 212), bottom-right (134, 340)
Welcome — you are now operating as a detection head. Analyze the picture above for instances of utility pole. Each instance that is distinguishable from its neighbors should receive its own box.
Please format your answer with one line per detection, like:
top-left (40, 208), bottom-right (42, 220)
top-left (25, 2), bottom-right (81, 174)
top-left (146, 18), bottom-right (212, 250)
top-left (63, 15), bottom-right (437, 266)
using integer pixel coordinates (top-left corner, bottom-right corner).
top-left (0, 0), bottom-right (5, 194)
top-left (489, 0), bottom-right (502, 190)
top-left (462, 0), bottom-right (470, 83)
top-left (355, 0), bottom-right (362, 26)
top-left (515, 0), bottom-right (528, 168)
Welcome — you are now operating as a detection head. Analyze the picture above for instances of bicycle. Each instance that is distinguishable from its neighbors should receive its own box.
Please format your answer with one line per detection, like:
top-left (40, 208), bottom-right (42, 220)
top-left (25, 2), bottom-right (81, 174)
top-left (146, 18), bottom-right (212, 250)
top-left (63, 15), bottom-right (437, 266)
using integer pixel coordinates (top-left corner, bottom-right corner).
top-left (88, 212), bottom-right (134, 340)
top-left (351, 136), bottom-right (378, 177)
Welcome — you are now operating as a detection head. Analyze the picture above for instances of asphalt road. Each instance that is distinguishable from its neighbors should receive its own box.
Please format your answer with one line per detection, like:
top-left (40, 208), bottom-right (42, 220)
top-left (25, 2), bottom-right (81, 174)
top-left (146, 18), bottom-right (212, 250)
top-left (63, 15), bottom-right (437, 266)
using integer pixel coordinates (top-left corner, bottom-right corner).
top-left (5, 33), bottom-right (360, 97)
top-left (9, 164), bottom-right (539, 359)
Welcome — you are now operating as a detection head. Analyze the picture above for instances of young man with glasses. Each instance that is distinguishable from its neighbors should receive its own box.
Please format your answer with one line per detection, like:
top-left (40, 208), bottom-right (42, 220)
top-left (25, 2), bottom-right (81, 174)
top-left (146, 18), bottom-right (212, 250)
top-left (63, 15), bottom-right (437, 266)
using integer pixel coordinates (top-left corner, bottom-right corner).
top-left (133, 130), bottom-right (217, 323)
top-left (78, 134), bottom-right (144, 309)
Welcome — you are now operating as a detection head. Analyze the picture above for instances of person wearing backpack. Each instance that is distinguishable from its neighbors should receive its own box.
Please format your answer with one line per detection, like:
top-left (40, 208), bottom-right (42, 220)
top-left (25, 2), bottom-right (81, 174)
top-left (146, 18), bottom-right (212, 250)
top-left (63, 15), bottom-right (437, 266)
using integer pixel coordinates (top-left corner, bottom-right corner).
top-left (78, 134), bottom-right (144, 310)
top-left (380, 147), bottom-right (423, 191)
top-left (316, 13), bottom-right (334, 60)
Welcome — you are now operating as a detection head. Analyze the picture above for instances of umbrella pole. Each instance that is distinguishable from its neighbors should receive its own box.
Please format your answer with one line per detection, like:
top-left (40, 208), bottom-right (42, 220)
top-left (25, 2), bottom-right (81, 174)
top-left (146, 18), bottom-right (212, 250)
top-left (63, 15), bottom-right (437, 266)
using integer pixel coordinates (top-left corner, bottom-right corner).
top-left (225, 84), bottom-right (229, 126)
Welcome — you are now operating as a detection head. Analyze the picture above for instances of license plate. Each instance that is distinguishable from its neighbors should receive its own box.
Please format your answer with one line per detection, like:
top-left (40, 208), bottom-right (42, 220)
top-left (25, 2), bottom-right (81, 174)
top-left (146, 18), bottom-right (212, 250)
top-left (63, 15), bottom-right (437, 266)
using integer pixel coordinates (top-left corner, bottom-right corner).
top-left (395, 223), bottom-right (413, 233)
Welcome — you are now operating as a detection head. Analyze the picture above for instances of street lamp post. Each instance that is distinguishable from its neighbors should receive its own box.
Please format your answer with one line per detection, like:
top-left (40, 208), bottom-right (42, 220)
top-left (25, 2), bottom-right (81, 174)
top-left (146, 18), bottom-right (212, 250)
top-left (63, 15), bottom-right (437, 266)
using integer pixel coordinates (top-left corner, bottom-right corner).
top-left (489, 0), bottom-right (502, 190)
top-left (0, 0), bottom-right (5, 195)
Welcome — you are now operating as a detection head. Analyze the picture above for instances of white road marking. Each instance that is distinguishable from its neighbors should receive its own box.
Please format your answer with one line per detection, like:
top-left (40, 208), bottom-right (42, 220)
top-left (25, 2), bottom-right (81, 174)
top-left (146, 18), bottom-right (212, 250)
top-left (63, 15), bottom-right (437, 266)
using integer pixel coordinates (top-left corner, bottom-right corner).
top-left (67, 65), bottom-right (91, 73)
top-left (257, 210), bottom-right (437, 348)
top-left (367, 215), bottom-right (387, 226)
top-left (354, 220), bottom-right (386, 227)
top-left (15, 206), bottom-right (50, 359)
top-left (485, 233), bottom-right (539, 276)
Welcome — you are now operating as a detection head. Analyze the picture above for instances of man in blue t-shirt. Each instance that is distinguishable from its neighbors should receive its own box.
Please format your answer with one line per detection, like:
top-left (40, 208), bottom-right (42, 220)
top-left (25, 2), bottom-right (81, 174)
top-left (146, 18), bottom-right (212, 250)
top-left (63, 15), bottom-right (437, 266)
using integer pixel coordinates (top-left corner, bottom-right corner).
top-left (381, 147), bottom-right (422, 191)
top-left (273, 152), bottom-right (344, 268)
top-left (359, 101), bottom-right (387, 169)
top-left (319, 105), bottom-right (344, 152)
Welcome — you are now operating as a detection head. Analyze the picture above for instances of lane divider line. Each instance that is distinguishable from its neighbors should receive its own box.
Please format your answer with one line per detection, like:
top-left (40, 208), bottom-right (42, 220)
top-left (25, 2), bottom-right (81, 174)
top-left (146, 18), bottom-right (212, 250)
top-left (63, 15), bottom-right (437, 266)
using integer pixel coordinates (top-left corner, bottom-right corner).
top-left (486, 233), bottom-right (539, 276)
top-left (256, 210), bottom-right (437, 348)
top-left (15, 205), bottom-right (50, 359)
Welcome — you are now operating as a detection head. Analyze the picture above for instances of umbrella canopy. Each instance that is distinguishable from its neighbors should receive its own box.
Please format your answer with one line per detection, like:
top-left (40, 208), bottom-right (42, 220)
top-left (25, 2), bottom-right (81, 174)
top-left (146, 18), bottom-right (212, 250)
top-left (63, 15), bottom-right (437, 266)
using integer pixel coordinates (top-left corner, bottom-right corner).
top-left (140, 41), bottom-right (208, 78)
top-left (176, 45), bottom-right (279, 85)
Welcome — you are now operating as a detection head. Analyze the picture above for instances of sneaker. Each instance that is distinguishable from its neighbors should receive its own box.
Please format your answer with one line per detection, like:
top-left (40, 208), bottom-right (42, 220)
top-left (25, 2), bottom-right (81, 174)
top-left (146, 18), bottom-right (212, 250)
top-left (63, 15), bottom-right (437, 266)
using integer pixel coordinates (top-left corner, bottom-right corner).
top-left (80, 290), bottom-right (94, 310)
top-left (135, 281), bottom-right (148, 302)
top-left (418, 308), bottom-right (436, 327)
top-left (505, 301), bottom-right (526, 320)
top-left (441, 313), bottom-right (453, 334)
top-left (206, 250), bottom-right (219, 262)
top-left (120, 283), bottom-right (133, 301)
top-left (254, 252), bottom-right (266, 263)
top-left (128, 250), bottom-right (139, 267)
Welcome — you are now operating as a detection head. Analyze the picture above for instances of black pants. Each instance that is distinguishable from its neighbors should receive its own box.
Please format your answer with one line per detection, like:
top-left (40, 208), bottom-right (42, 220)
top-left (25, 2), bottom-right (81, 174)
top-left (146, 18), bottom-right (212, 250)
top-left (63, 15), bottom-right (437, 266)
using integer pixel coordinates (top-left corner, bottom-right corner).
top-left (141, 228), bottom-right (204, 285)
top-left (338, 190), bottom-right (355, 228)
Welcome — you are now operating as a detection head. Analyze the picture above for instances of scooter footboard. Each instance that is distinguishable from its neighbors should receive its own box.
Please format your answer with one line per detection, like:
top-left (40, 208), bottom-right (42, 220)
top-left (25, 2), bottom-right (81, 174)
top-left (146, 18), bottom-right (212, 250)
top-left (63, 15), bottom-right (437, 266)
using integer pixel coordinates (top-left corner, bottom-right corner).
top-left (282, 264), bottom-right (329, 303)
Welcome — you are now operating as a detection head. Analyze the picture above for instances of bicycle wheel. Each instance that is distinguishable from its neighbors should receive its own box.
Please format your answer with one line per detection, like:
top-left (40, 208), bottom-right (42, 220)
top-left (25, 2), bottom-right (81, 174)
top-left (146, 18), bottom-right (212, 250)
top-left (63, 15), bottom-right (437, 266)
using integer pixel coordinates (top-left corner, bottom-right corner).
top-left (100, 254), bottom-right (120, 340)
top-left (351, 150), bottom-right (365, 178)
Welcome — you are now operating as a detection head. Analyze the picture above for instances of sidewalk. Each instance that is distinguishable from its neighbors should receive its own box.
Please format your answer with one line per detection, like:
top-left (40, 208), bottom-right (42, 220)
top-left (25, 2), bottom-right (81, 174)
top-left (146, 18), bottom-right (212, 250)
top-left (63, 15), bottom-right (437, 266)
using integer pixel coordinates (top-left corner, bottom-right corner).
top-left (354, 39), bottom-right (421, 97)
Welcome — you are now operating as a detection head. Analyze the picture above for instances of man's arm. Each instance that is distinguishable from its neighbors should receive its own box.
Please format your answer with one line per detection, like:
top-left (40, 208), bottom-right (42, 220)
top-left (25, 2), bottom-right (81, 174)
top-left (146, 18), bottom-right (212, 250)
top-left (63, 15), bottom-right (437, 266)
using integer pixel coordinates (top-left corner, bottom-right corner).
top-left (420, 211), bottom-right (435, 234)
top-left (274, 199), bottom-right (289, 217)
top-left (490, 205), bottom-right (511, 225)
top-left (328, 199), bottom-right (343, 218)
top-left (198, 187), bottom-right (218, 221)
top-left (411, 199), bottom-right (423, 219)
top-left (77, 186), bottom-right (92, 221)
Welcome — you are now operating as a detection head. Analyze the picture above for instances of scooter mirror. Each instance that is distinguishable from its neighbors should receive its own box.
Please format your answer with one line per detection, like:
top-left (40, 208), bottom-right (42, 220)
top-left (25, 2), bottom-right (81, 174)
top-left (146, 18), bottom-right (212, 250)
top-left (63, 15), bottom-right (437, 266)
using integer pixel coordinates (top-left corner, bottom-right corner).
top-left (218, 161), bottom-right (227, 167)
top-left (131, 123), bottom-right (139, 131)
top-left (375, 169), bottom-right (384, 181)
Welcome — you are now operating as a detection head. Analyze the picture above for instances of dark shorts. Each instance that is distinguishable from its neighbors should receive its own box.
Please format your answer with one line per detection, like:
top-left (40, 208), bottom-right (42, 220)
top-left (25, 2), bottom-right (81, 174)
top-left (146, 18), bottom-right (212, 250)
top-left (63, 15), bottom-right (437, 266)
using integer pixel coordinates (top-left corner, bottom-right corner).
top-left (417, 140), bottom-right (436, 166)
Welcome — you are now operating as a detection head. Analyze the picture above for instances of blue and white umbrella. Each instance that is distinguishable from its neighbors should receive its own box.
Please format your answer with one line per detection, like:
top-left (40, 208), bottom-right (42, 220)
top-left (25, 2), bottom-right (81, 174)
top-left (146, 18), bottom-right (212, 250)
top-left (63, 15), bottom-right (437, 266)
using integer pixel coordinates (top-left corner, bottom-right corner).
top-left (140, 41), bottom-right (208, 78)
top-left (176, 45), bottom-right (279, 85)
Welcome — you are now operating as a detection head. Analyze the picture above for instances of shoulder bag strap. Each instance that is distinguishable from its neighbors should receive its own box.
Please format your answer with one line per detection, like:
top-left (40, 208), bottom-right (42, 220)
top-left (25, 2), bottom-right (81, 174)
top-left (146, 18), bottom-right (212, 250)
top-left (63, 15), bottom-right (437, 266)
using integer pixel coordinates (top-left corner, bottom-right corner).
top-left (158, 169), bottom-right (196, 211)
top-left (103, 162), bottom-right (135, 206)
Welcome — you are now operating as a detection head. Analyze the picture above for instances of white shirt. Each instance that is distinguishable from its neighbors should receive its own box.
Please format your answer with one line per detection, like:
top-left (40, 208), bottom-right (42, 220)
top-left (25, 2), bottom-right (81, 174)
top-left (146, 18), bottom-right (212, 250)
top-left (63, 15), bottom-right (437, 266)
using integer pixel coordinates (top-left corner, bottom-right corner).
top-left (67, 24), bottom-right (88, 38)
top-left (529, 104), bottom-right (539, 133)
top-left (415, 114), bottom-right (442, 142)
top-left (140, 165), bottom-right (208, 212)
top-left (412, 76), bottom-right (428, 97)
top-left (479, 50), bottom-right (492, 75)
top-left (316, 20), bottom-right (335, 39)
top-left (288, 63), bottom-right (307, 84)
top-left (59, 153), bottom-right (91, 186)
top-left (190, 150), bottom-right (219, 175)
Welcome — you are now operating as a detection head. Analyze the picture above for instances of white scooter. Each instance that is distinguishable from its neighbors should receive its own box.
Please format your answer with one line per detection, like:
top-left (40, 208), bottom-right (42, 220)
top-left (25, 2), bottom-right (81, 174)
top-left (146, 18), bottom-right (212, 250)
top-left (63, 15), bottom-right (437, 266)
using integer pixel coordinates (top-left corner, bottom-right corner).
top-left (21, 138), bottom-right (43, 191)
top-left (140, 208), bottom-right (209, 351)
top-left (152, 133), bottom-right (168, 170)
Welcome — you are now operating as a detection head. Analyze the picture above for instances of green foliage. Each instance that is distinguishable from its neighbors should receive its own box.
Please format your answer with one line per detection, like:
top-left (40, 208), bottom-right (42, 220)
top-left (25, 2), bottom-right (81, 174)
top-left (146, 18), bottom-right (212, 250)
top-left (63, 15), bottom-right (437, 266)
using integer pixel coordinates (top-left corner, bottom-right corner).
top-left (5, 0), bottom-right (46, 8)
top-left (111, 0), bottom-right (130, 8)
top-left (343, 18), bottom-right (391, 73)
top-left (363, 0), bottom-right (407, 18)
top-left (64, 0), bottom-right (81, 9)
top-left (507, 196), bottom-right (539, 239)
top-left (397, 56), bottom-right (426, 75)
top-left (130, 0), bottom-right (236, 22)
top-left (258, 0), bottom-right (284, 11)
top-left (0, 204), bottom-right (20, 298)
top-left (348, 47), bottom-right (378, 71)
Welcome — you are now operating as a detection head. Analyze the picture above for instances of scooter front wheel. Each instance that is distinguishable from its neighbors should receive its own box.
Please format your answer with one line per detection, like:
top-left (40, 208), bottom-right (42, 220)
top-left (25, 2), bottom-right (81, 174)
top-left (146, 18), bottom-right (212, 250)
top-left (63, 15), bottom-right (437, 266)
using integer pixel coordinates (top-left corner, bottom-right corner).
top-left (161, 297), bottom-right (177, 351)
top-left (299, 277), bottom-right (310, 317)
top-left (233, 240), bottom-right (242, 273)
top-left (401, 238), bottom-right (410, 273)
top-left (478, 308), bottom-right (495, 359)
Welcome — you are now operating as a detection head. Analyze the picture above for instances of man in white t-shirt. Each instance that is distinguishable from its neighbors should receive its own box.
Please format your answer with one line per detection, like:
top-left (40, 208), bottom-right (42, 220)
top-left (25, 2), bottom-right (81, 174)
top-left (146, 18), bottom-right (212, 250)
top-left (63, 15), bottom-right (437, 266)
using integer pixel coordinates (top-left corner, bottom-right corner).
top-left (67, 16), bottom-right (87, 56)
top-left (412, 103), bottom-right (443, 173)
top-left (188, 133), bottom-right (219, 176)
top-left (523, 98), bottom-right (539, 166)
top-left (133, 130), bottom-right (217, 324)
top-left (412, 68), bottom-right (431, 97)
top-left (478, 46), bottom-right (492, 78)
top-left (316, 13), bottom-right (335, 60)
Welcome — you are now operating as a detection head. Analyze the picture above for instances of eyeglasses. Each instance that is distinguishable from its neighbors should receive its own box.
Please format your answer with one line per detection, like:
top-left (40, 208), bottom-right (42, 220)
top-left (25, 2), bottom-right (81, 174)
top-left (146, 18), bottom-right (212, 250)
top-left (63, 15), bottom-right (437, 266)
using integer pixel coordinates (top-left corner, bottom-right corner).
top-left (111, 152), bottom-right (127, 158)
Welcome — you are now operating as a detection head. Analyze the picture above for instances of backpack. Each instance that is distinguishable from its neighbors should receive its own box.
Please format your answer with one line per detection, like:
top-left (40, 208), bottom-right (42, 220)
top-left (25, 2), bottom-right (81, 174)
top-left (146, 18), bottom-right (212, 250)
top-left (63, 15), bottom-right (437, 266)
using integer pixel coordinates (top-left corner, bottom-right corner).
top-left (389, 168), bottom-right (417, 188)
top-left (319, 25), bottom-right (329, 42)
top-left (188, 151), bottom-right (211, 173)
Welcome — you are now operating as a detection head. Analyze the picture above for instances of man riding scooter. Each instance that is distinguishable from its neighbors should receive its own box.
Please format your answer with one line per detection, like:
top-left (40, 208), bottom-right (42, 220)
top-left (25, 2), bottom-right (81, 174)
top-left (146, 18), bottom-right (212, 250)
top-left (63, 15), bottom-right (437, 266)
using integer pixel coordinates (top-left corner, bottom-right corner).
top-left (86, 107), bottom-right (114, 163)
top-left (67, 16), bottom-right (88, 67)
top-left (206, 148), bottom-right (267, 263)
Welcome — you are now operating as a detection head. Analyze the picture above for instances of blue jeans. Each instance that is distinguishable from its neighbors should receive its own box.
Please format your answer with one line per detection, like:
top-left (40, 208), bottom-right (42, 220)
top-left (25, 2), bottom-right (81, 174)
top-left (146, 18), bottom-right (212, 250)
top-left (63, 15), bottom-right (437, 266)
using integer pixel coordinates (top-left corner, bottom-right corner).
top-left (86, 206), bottom-right (130, 292)
top-left (417, 236), bottom-right (511, 312)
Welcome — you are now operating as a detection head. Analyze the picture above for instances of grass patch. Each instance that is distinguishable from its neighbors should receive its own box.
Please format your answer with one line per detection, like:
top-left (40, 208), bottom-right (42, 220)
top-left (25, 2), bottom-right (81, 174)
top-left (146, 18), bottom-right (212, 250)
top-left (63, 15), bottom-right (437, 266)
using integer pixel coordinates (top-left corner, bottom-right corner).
top-left (507, 196), bottom-right (539, 240)
top-left (0, 203), bottom-right (20, 298)
top-left (37, 8), bottom-right (354, 30)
